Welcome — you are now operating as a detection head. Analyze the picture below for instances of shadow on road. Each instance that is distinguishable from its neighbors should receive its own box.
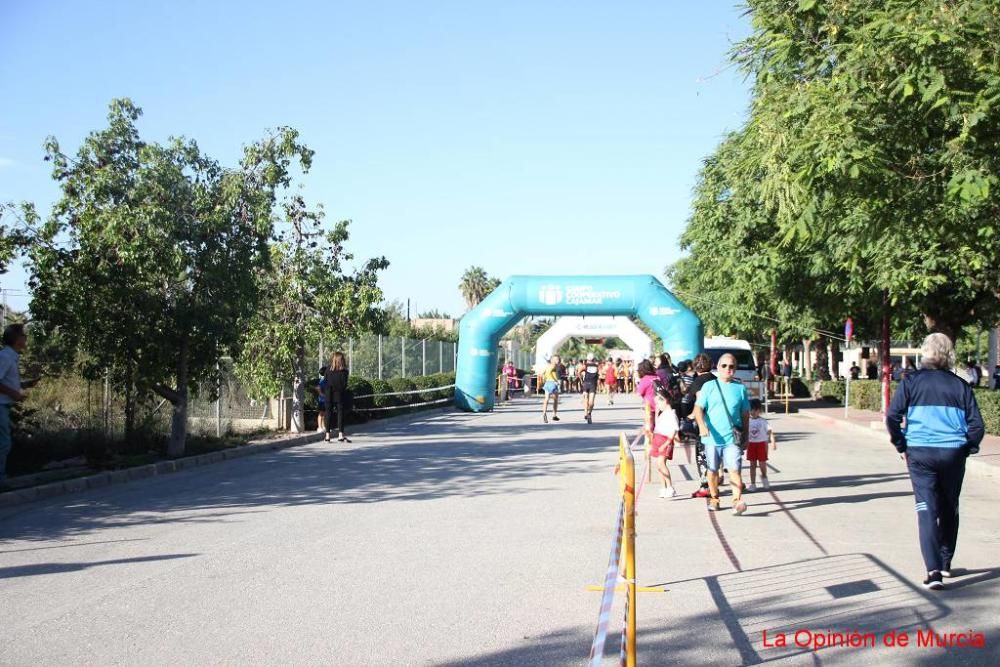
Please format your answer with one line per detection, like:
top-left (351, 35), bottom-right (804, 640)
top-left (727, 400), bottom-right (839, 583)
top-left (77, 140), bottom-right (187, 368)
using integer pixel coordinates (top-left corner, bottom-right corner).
top-left (0, 553), bottom-right (198, 579)
top-left (0, 403), bottom-right (634, 542)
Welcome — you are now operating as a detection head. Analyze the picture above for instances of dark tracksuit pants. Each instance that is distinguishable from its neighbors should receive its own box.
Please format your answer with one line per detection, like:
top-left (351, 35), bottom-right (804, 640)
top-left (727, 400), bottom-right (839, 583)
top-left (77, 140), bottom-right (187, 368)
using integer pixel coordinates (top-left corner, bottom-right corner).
top-left (906, 446), bottom-right (967, 573)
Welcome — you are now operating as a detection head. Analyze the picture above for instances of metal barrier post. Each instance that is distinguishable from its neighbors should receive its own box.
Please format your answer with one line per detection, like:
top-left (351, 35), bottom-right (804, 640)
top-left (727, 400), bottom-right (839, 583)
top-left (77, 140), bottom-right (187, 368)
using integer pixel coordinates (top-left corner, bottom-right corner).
top-left (439, 340), bottom-right (444, 374)
top-left (378, 335), bottom-right (383, 380)
top-left (401, 336), bottom-right (406, 377)
top-left (422, 339), bottom-right (427, 376)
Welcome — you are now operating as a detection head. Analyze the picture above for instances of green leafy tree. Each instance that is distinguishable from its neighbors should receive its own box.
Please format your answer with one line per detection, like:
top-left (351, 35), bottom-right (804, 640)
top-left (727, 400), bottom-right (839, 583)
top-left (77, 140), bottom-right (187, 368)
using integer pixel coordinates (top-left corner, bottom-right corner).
top-left (0, 203), bottom-right (35, 275)
top-left (234, 194), bottom-right (388, 432)
top-left (732, 0), bottom-right (1000, 342)
top-left (417, 309), bottom-right (451, 319)
top-left (459, 266), bottom-right (501, 311)
top-left (29, 99), bottom-right (313, 456)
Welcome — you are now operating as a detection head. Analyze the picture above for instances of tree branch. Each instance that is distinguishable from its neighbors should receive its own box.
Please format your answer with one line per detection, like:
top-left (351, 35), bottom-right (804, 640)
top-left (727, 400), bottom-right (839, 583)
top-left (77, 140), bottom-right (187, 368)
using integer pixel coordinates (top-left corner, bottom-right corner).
top-left (152, 383), bottom-right (179, 404)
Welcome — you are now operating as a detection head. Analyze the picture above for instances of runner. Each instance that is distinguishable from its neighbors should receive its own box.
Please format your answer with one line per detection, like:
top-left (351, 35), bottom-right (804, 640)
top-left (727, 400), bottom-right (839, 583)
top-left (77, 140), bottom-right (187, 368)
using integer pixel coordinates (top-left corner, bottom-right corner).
top-left (581, 353), bottom-right (600, 423)
top-left (541, 355), bottom-right (561, 423)
top-left (605, 358), bottom-right (618, 405)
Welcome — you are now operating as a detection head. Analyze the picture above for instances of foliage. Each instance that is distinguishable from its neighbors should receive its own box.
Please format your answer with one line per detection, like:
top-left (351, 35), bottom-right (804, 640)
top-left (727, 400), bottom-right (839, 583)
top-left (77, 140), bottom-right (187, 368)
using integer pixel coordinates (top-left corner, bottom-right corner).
top-left (975, 389), bottom-right (1000, 436)
top-left (346, 375), bottom-right (374, 408)
top-left (0, 202), bottom-right (36, 274)
top-left (29, 98), bottom-right (314, 457)
top-left (233, 189), bottom-right (388, 433)
top-left (729, 0), bottom-right (1000, 341)
top-left (418, 309), bottom-right (451, 319)
top-left (381, 299), bottom-right (459, 342)
top-left (459, 265), bottom-right (501, 311)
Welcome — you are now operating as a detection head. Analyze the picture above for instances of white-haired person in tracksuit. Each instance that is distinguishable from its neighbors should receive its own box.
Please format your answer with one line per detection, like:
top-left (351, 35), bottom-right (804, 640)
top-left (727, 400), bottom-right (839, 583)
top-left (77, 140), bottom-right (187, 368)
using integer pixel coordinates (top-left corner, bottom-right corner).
top-left (886, 333), bottom-right (984, 590)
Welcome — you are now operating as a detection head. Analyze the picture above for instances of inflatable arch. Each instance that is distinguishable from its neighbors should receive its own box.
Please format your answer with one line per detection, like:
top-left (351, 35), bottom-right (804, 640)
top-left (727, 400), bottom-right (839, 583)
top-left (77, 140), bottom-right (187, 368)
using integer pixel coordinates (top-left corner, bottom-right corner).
top-left (533, 317), bottom-right (652, 370)
top-left (456, 275), bottom-right (702, 411)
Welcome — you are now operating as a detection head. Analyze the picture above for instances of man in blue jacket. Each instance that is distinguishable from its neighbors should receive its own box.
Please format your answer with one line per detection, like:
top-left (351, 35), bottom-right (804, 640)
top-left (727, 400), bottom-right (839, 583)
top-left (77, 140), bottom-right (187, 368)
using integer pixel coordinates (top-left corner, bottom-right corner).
top-left (886, 333), bottom-right (985, 590)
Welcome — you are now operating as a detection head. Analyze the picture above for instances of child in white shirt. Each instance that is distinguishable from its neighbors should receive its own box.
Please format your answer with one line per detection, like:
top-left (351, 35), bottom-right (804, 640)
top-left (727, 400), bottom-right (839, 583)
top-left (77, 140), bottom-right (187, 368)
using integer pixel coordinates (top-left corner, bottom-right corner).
top-left (651, 391), bottom-right (681, 498)
top-left (745, 398), bottom-right (776, 491)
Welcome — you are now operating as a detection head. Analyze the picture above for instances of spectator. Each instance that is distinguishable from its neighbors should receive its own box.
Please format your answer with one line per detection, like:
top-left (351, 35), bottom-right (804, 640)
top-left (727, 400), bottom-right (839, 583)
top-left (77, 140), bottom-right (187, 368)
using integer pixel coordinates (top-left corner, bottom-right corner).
top-left (886, 333), bottom-right (984, 590)
top-left (993, 364), bottom-right (1000, 391)
top-left (324, 352), bottom-right (351, 443)
top-left (0, 324), bottom-right (30, 490)
top-left (849, 362), bottom-right (861, 381)
top-left (316, 366), bottom-right (328, 433)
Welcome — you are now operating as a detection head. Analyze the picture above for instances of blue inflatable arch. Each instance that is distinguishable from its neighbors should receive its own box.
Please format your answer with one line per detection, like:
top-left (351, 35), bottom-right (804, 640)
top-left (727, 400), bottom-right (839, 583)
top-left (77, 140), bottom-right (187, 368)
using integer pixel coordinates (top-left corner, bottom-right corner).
top-left (456, 275), bottom-right (703, 411)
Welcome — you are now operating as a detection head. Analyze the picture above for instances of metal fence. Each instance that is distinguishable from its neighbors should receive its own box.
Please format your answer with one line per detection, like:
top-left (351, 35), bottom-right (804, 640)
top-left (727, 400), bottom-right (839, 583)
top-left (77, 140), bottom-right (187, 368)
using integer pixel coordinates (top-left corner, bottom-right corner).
top-left (305, 335), bottom-right (534, 379)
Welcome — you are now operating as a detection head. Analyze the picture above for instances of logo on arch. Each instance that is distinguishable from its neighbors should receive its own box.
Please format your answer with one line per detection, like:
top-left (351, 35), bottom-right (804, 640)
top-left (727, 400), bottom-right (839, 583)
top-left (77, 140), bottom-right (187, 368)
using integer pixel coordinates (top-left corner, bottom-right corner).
top-left (538, 285), bottom-right (564, 305)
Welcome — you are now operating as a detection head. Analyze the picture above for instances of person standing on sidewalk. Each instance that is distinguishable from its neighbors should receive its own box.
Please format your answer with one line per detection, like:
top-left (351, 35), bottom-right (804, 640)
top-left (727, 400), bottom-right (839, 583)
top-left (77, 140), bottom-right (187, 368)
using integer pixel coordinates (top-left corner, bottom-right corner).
top-left (886, 333), bottom-right (984, 591)
top-left (693, 353), bottom-right (750, 515)
top-left (0, 324), bottom-right (30, 489)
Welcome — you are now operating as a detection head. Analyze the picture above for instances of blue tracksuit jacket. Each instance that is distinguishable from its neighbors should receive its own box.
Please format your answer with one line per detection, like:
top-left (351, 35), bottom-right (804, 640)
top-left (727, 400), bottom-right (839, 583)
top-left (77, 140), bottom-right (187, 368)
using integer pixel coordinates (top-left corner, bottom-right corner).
top-left (886, 368), bottom-right (985, 454)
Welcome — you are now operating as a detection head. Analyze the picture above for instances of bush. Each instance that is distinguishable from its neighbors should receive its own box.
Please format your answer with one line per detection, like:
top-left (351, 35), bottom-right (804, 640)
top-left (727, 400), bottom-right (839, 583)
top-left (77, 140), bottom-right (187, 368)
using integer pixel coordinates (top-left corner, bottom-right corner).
top-left (818, 380), bottom-right (845, 403)
top-left (387, 377), bottom-right (418, 405)
top-left (347, 376), bottom-right (374, 411)
top-left (412, 374), bottom-right (440, 402)
top-left (974, 388), bottom-right (1000, 436)
top-left (369, 379), bottom-right (398, 408)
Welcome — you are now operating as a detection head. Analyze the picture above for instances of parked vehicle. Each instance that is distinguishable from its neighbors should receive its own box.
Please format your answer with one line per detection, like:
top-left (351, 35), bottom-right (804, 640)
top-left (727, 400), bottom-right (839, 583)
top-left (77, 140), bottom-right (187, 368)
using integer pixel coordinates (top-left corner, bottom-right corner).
top-left (703, 336), bottom-right (766, 399)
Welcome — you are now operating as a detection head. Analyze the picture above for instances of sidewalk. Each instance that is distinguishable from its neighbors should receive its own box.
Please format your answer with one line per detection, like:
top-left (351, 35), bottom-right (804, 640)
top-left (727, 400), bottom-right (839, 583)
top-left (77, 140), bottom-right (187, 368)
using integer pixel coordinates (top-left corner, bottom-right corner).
top-left (795, 400), bottom-right (1000, 477)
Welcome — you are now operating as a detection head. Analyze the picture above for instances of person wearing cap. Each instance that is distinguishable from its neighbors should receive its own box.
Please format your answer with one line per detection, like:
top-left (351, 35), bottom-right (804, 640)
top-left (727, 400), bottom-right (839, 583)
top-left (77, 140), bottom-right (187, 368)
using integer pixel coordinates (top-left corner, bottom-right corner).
top-left (581, 352), bottom-right (600, 423)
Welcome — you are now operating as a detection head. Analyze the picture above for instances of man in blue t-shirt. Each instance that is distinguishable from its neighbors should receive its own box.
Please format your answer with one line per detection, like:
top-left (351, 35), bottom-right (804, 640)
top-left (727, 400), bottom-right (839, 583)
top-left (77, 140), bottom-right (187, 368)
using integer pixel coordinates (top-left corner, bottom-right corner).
top-left (693, 353), bottom-right (751, 515)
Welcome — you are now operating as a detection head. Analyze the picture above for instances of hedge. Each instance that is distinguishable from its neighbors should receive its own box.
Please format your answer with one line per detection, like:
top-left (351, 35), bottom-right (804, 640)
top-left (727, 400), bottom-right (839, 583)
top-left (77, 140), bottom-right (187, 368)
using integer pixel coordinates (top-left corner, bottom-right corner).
top-left (816, 379), bottom-right (999, 436)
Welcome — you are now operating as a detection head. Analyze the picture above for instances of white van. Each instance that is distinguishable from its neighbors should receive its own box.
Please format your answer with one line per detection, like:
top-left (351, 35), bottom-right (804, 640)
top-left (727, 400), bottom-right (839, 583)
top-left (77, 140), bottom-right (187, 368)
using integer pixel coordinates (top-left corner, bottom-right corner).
top-left (703, 336), bottom-right (765, 399)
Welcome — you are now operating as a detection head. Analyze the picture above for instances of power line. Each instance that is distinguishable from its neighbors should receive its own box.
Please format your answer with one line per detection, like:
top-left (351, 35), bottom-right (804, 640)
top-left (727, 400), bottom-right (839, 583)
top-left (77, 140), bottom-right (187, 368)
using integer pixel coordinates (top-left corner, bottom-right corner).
top-left (672, 288), bottom-right (849, 343)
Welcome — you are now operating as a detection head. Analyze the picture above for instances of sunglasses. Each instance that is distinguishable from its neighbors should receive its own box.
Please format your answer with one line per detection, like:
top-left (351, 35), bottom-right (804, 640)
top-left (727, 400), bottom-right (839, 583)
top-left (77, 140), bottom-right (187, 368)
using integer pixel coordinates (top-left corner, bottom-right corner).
top-left (719, 364), bottom-right (735, 369)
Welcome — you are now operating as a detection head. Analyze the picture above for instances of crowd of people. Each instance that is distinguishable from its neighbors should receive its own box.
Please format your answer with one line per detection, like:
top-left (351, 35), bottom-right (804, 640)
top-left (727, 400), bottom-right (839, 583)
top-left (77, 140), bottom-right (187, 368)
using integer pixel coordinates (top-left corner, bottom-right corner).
top-left (534, 351), bottom-right (777, 516)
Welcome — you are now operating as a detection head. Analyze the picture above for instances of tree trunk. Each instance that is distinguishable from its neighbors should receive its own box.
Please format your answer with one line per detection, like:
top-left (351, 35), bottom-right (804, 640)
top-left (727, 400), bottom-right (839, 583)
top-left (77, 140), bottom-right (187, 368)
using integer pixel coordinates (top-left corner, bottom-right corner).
top-left (291, 340), bottom-right (306, 433)
top-left (829, 339), bottom-right (840, 379)
top-left (167, 339), bottom-right (190, 458)
top-left (123, 368), bottom-right (137, 440)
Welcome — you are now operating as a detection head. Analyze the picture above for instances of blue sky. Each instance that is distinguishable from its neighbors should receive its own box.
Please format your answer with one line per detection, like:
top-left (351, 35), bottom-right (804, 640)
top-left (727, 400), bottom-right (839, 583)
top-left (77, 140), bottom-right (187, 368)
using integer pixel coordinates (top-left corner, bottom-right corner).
top-left (0, 1), bottom-right (751, 317)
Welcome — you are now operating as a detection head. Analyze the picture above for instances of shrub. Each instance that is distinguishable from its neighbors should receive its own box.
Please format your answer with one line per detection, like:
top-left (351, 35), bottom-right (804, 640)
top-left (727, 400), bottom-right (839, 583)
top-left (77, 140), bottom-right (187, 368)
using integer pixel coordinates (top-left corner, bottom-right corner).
top-left (388, 377), bottom-right (418, 405)
top-left (347, 376), bottom-right (374, 411)
top-left (974, 388), bottom-right (1000, 436)
top-left (369, 379), bottom-right (397, 408)
top-left (412, 374), bottom-right (440, 402)
top-left (818, 380), bottom-right (845, 403)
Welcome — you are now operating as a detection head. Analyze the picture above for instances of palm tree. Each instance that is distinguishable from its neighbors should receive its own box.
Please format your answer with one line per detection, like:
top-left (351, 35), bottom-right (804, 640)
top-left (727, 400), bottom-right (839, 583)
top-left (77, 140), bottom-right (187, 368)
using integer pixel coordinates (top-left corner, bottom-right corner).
top-left (459, 266), bottom-right (500, 311)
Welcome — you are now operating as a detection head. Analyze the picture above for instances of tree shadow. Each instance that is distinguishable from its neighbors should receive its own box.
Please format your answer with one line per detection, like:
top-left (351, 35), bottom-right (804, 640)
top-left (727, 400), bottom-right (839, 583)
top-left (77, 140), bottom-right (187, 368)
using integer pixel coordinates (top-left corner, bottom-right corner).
top-left (0, 402), bottom-right (635, 542)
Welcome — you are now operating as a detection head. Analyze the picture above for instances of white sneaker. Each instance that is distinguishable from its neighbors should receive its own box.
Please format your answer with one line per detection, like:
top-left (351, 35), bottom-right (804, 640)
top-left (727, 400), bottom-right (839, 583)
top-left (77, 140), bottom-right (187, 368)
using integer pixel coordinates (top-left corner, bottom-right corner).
top-left (659, 486), bottom-right (676, 499)
top-left (746, 484), bottom-right (757, 493)
top-left (761, 479), bottom-right (771, 489)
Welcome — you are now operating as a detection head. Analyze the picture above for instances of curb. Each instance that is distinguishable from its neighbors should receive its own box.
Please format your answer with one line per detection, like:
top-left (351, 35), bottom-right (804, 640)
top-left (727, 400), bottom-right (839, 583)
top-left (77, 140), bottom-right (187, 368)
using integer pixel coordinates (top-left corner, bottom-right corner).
top-left (0, 405), bottom-right (454, 511)
top-left (795, 409), bottom-right (997, 480)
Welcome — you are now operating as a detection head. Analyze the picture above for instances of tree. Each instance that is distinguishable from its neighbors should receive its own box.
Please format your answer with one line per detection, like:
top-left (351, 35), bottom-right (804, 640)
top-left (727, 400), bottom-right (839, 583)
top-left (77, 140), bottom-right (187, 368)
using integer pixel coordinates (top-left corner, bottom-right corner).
top-left (0, 202), bottom-right (36, 274)
top-left (417, 309), bottom-right (451, 319)
top-left (459, 266), bottom-right (501, 311)
top-left (234, 194), bottom-right (388, 432)
top-left (732, 0), bottom-right (1000, 342)
top-left (29, 99), bottom-right (313, 456)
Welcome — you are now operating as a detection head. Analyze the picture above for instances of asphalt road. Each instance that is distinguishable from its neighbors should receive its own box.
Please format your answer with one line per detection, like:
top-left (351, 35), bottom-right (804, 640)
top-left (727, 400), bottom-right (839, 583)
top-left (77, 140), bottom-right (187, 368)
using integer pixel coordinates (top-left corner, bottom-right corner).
top-left (1, 394), bottom-right (998, 666)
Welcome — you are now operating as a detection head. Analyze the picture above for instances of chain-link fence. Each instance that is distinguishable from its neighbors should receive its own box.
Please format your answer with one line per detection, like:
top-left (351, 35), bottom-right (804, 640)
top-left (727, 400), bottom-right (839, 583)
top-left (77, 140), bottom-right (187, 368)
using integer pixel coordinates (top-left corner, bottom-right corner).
top-left (304, 334), bottom-right (533, 378)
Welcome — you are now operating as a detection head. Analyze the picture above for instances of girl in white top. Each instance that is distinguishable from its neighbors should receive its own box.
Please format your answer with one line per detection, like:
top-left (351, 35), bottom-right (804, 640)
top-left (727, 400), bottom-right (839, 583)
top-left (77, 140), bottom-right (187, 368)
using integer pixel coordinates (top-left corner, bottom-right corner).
top-left (651, 392), bottom-right (681, 498)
